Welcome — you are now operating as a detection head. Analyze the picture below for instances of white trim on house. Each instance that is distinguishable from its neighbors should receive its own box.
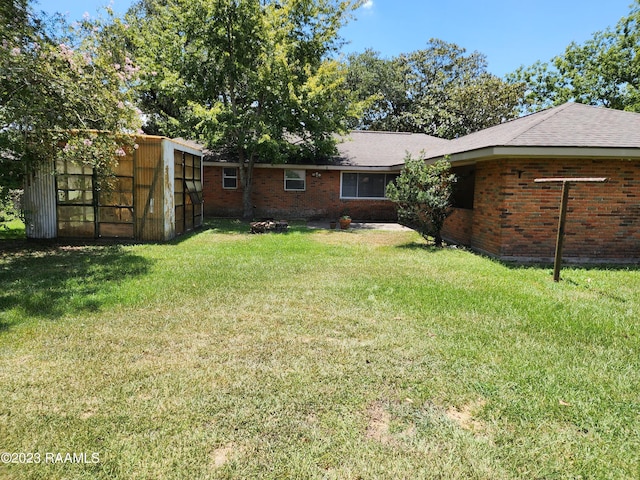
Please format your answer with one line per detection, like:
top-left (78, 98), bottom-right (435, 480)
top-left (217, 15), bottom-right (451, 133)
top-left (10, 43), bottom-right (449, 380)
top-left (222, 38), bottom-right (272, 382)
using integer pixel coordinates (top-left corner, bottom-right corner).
top-left (161, 136), bottom-right (202, 157)
top-left (222, 167), bottom-right (238, 189)
top-left (425, 146), bottom-right (640, 165)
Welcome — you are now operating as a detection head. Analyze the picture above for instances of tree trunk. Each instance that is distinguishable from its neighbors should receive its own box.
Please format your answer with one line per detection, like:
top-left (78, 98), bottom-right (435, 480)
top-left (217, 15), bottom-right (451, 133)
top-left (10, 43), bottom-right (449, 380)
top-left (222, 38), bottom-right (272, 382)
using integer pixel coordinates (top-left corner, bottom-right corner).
top-left (242, 180), bottom-right (253, 219)
top-left (434, 230), bottom-right (443, 248)
top-left (238, 150), bottom-right (255, 220)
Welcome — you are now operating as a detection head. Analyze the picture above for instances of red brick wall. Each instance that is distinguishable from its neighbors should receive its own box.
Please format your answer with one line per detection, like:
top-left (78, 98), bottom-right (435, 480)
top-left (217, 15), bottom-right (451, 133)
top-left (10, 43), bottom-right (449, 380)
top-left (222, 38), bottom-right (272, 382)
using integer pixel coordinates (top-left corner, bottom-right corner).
top-left (203, 165), bottom-right (398, 220)
top-left (442, 208), bottom-right (473, 245)
top-left (467, 158), bottom-right (640, 261)
top-left (203, 164), bottom-right (244, 217)
top-left (469, 160), bottom-right (507, 256)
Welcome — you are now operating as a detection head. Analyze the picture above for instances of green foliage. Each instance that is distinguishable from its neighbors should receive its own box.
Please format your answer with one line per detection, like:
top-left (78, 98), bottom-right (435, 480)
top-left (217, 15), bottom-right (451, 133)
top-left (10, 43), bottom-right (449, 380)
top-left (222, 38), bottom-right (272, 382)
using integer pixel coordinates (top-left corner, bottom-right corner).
top-left (508, 1), bottom-right (640, 113)
top-left (386, 156), bottom-right (456, 247)
top-left (346, 40), bottom-right (525, 138)
top-left (127, 0), bottom-right (364, 217)
top-left (344, 48), bottom-right (410, 130)
top-left (0, 0), bottom-right (141, 205)
top-left (0, 189), bottom-right (22, 224)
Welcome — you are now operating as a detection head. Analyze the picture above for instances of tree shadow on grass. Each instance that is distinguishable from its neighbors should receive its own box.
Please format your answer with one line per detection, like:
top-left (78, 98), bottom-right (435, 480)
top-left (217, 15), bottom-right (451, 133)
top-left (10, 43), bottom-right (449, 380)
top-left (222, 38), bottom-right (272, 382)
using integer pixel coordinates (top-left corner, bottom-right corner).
top-left (0, 243), bottom-right (151, 331)
top-left (396, 241), bottom-right (447, 254)
top-left (501, 261), bottom-right (640, 273)
top-left (166, 219), bottom-right (263, 244)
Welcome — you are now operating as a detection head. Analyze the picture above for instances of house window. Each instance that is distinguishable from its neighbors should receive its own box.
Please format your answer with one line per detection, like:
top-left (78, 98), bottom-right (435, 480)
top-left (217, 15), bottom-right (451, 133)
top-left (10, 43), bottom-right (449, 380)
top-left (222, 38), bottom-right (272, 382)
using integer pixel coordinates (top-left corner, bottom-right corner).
top-left (341, 173), bottom-right (399, 199)
top-left (284, 169), bottom-right (306, 191)
top-left (451, 165), bottom-right (475, 210)
top-left (222, 167), bottom-right (238, 189)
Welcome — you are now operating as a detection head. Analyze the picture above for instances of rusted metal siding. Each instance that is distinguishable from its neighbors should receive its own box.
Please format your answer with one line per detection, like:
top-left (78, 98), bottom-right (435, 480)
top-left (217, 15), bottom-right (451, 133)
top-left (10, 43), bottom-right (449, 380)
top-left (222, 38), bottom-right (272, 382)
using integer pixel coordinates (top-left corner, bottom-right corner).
top-left (134, 137), bottom-right (165, 241)
top-left (23, 161), bottom-right (57, 239)
top-left (25, 134), bottom-right (202, 242)
top-left (98, 150), bottom-right (135, 239)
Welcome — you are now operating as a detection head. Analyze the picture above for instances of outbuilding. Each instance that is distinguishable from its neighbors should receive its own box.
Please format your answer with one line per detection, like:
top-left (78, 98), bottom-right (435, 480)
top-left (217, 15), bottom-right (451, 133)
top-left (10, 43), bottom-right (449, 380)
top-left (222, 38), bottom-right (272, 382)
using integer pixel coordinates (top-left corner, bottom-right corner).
top-left (23, 135), bottom-right (203, 242)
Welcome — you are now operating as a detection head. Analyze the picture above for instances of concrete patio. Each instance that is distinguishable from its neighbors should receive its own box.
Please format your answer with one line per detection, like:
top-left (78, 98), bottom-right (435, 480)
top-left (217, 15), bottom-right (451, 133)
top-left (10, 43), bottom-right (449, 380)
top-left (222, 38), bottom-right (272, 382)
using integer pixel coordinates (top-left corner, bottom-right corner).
top-left (306, 220), bottom-right (413, 231)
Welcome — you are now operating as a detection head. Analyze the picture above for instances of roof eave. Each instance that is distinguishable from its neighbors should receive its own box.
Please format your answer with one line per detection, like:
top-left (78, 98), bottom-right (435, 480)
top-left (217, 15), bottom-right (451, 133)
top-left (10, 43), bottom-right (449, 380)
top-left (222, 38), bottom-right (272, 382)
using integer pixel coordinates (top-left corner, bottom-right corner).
top-left (424, 146), bottom-right (640, 165)
top-left (202, 161), bottom-right (403, 171)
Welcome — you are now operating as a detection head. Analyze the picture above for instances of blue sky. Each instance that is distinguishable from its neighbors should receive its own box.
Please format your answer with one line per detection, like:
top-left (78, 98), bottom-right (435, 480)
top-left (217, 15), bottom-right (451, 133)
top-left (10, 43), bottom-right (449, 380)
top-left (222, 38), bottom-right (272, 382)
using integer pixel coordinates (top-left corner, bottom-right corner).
top-left (40, 0), bottom-right (635, 77)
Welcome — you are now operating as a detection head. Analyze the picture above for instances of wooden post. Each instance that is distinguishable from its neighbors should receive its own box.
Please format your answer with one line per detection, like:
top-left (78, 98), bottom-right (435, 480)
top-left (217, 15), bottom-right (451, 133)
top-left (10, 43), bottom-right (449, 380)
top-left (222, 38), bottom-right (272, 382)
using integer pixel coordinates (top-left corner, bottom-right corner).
top-left (553, 181), bottom-right (571, 282)
top-left (534, 177), bottom-right (607, 282)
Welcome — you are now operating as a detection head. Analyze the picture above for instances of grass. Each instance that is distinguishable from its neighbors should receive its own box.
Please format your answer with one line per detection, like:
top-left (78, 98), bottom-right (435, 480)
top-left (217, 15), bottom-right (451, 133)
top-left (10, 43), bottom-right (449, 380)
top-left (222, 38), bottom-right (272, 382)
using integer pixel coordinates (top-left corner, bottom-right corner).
top-left (0, 218), bottom-right (25, 240)
top-left (1, 219), bottom-right (639, 479)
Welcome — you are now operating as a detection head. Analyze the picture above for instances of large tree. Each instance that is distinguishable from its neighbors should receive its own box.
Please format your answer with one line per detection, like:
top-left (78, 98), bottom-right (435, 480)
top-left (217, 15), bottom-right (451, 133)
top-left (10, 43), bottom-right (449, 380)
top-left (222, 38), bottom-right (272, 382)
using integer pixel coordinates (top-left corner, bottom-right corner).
top-left (508, 1), bottom-right (640, 113)
top-left (127, 0), bottom-right (363, 218)
top-left (344, 48), bottom-right (411, 131)
top-left (0, 1), bottom-right (142, 205)
top-left (346, 40), bottom-right (525, 138)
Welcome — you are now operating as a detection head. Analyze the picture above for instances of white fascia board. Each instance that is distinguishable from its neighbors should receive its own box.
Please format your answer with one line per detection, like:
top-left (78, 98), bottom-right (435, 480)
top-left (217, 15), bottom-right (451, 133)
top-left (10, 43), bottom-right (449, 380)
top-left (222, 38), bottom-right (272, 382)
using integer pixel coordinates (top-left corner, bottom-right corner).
top-left (426, 146), bottom-right (640, 164)
top-left (164, 138), bottom-right (203, 157)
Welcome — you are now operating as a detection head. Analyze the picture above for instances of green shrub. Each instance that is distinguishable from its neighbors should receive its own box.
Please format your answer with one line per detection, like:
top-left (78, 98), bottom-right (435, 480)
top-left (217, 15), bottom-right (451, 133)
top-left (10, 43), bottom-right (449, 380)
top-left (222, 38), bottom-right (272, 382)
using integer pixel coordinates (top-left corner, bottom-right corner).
top-left (386, 156), bottom-right (456, 247)
top-left (0, 188), bottom-right (22, 223)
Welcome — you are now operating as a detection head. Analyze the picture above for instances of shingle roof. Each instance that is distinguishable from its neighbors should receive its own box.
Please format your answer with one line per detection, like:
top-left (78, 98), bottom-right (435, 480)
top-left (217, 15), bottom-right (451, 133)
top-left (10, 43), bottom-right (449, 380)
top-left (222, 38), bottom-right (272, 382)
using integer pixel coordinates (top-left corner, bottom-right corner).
top-left (197, 131), bottom-right (451, 168)
top-left (333, 131), bottom-right (451, 167)
top-left (423, 102), bottom-right (640, 160)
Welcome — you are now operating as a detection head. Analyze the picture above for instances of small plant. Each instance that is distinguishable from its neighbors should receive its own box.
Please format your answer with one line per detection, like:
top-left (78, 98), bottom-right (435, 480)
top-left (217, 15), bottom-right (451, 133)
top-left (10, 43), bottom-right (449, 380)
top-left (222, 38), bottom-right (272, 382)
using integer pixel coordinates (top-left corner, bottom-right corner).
top-left (339, 214), bottom-right (352, 230)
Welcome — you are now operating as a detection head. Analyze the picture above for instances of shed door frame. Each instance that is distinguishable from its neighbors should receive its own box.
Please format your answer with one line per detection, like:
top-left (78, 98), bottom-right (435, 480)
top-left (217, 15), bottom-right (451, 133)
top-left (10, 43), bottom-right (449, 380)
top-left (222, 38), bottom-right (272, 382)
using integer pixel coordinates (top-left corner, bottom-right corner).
top-left (174, 150), bottom-right (203, 235)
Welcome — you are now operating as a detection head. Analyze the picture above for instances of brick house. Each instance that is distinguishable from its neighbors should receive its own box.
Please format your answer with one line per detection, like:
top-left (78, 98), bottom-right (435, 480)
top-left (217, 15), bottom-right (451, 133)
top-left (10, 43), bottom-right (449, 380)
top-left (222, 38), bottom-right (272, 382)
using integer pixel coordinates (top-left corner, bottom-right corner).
top-left (203, 131), bottom-right (450, 220)
top-left (203, 102), bottom-right (639, 262)
top-left (432, 102), bottom-right (640, 262)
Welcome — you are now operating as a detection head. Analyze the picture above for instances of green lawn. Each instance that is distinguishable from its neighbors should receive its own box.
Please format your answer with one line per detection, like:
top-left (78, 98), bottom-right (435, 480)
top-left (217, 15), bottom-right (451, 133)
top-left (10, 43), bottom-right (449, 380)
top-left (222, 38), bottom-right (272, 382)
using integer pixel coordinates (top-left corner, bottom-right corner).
top-left (0, 219), bottom-right (25, 240)
top-left (1, 220), bottom-right (639, 479)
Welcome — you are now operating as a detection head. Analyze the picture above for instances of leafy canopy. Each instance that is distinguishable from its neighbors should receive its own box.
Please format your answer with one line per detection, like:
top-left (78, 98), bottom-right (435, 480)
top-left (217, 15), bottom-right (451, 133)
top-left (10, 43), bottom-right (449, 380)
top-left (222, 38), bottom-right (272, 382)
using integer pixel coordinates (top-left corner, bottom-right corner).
top-left (127, 0), bottom-right (363, 158)
top-left (346, 40), bottom-right (525, 139)
top-left (0, 0), bottom-right (142, 201)
top-left (127, 0), bottom-right (364, 217)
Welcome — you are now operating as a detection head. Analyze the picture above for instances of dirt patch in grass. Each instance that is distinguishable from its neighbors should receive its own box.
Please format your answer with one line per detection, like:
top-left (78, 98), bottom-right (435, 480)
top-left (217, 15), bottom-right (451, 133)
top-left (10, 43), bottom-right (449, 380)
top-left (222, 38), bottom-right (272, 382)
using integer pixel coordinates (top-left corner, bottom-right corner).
top-left (366, 401), bottom-right (393, 444)
top-left (210, 443), bottom-right (241, 469)
top-left (366, 401), bottom-right (419, 447)
top-left (445, 399), bottom-right (487, 432)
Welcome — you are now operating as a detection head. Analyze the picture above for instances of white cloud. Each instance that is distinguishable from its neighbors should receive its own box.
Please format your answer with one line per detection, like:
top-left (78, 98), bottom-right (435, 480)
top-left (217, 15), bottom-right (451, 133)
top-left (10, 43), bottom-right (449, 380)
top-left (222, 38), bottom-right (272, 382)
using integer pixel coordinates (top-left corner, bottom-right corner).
top-left (362, 0), bottom-right (374, 9)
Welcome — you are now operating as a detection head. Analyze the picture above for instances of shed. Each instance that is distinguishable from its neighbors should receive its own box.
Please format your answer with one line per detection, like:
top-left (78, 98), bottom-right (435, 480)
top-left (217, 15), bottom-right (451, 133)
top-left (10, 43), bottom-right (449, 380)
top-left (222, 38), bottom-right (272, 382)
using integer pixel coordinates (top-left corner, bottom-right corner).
top-left (23, 135), bottom-right (203, 242)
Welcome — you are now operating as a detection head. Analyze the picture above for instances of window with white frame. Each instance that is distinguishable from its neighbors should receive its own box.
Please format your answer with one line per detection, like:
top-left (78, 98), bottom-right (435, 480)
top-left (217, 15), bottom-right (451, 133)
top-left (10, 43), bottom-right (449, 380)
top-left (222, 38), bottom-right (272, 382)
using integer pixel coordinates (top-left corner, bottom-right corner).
top-left (341, 172), bottom-right (399, 199)
top-left (284, 169), bottom-right (306, 191)
top-left (222, 167), bottom-right (238, 189)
